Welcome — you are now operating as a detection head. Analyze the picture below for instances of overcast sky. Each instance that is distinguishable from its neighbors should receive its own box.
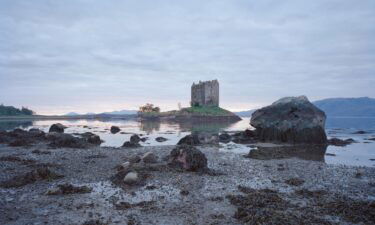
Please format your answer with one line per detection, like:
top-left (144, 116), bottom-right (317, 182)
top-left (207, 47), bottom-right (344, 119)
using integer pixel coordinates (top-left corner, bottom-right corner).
top-left (1, 0), bottom-right (374, 115)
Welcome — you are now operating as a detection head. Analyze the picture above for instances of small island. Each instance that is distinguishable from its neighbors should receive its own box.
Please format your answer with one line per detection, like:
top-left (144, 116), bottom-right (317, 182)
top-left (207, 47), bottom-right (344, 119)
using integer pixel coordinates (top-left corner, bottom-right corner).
top-left (138, 80), bottom-right (241, 122)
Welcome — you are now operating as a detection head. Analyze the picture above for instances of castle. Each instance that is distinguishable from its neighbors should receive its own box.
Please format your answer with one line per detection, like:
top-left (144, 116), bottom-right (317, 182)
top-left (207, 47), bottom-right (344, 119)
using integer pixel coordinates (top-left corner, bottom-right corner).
top-left (191, 80), bottom-right (219, 107)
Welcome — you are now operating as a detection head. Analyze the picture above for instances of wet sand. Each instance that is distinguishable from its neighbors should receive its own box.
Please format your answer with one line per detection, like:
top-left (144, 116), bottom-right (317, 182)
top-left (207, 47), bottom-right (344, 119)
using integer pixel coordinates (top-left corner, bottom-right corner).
top-left (1, 143), bottom-right (374, 225)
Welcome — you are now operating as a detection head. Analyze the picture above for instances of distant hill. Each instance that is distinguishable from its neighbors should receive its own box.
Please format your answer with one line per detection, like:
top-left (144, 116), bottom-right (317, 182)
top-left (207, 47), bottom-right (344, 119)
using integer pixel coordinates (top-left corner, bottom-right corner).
top-left (103, 109), bottom-right (137, 115)
top-left (65, 109), bottom-right (137, 116)
top-left (234, 109), bottom-right (256, 117)
top-left (235, 97), bottom-right (375, 118)
top-left (65, 112), bottom-right (80, 116)
top-left (313, 97), bottom-right (375, 117)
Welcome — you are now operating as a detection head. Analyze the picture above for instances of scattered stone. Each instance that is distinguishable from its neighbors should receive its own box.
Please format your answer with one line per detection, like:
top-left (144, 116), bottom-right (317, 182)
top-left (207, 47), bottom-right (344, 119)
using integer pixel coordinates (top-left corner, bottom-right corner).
top-left (123, 172), bottom-right (139, 184)
top-left (110, 126), bottom-right (121, 134)
top-left (177, 134), bottom-right (200, 146)
top-left (49, 123), bottom-right (66, 133)
top-left (366, 137), bottom-right (375, 141)
top-left (0, 167), bottom-right (63, 188)
top-left (46, 183), bottom-right (92, 195)
top-left (155, 137), bottom-right (168, 142)
top-left (142, 152), bottom-right (158, 163)
top-left (180, 190), bottom-right (190, 196)
top-left (285, 178), bottom-right (305, 186)
top-left (168, 145), bottom-right (207, 172)
top-left (140, 137), bottom-right (148, 142)
top-left (325, 153), bottom-right (336, 156)
top-left (328, 138), bottom-right (356, 146)
top-left (250, 96), bottom-right (327, 144)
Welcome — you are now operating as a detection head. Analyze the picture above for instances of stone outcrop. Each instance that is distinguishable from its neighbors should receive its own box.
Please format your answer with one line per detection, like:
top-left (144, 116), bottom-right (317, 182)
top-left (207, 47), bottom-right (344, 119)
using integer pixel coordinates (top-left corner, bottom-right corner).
top-left (250, 96), bottom-right (327, 144)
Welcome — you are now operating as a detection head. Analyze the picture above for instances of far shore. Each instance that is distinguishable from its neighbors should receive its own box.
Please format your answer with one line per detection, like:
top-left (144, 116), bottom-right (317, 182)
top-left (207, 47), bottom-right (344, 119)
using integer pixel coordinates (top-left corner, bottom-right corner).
top-left (0, 114), bottom-right (137, 121)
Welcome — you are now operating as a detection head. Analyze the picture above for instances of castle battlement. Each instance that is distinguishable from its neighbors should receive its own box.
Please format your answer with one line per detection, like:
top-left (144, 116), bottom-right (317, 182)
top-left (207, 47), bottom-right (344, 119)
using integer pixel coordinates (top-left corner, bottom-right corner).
top-left (191, 80), bottom-right (219, 107)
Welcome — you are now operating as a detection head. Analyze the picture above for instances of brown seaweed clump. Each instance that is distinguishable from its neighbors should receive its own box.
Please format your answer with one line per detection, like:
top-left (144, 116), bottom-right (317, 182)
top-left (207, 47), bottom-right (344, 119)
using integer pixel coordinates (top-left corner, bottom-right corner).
top-left (0, 167), bottom-right (63, 188)
top-left (46, 183), bottom-right (92, 195)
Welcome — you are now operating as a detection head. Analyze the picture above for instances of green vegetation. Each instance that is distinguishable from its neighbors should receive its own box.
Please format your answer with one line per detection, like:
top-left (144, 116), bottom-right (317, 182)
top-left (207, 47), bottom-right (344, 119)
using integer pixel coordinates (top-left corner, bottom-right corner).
top-left (0, 104), bottom-right (34, 116)
top-left (181, 106), bottom-right (233, 116)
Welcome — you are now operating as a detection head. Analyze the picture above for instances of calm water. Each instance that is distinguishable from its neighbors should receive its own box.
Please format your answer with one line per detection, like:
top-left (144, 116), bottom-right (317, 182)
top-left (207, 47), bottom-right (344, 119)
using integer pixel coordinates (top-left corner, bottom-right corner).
top-left (1, 117), bottom-right (374, 167)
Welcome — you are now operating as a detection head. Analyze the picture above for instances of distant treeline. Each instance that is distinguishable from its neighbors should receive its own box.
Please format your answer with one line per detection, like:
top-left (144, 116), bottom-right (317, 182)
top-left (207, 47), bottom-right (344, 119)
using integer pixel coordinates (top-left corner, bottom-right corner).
top-left (0, 104), bottom-right (34, 116)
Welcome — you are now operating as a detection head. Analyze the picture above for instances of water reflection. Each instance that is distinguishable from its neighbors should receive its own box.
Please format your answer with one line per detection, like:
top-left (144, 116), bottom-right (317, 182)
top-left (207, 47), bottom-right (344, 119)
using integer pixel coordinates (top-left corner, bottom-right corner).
top-left (0, 120), bottom-right (33, 131)
top-left (247, 145), bottom-right (327, 162)
top-left (1, 117), bottom-right (375, 167)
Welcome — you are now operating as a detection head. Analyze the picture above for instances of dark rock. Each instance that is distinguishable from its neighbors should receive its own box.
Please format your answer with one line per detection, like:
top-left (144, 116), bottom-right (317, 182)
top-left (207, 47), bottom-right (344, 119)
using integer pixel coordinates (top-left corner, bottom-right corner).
top-left (246, 145), bottom-right (327, 162)
top-left (155, 137), bottom-right (168, 142)
top-left (250, 96), bottom-right (327, 144)
top-left (177, 134), bottom-right (200, 146)
top-left (46, 183), bottom-right (92, 195)
top-left (110, 126), bottom-right (121, 134)
top-left (140, 137), bottom-right (148, 142)
top-left (49, 123), bottom-right (66, 133)
top-left (122, 141), bottom-right (141, 148)
top-left (219, 133), bottom-right (231, 143)
top-left (232, 129), bottom-right (257, 144)
top-left (130, 134), bottom-right (141, 144)
top-left (168, 145), bottom-right (207, 171)
top-left (328, 138), bottom-right (356, 146)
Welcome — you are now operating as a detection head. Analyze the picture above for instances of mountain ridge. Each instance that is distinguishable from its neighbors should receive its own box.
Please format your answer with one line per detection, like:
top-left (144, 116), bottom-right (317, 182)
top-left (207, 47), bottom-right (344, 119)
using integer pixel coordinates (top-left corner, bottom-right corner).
top-left (234, 97), bottom-right (375, 117)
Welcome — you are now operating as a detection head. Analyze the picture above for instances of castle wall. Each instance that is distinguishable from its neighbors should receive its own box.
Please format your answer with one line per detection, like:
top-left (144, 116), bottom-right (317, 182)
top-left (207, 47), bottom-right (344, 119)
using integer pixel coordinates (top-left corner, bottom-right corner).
top-left (191, 80), bottom-right (219, 107)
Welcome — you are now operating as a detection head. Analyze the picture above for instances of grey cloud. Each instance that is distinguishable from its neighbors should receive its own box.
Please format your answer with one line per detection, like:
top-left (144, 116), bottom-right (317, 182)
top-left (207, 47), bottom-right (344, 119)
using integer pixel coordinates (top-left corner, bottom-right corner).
top-left (0, 0), bottom-right (374, 114)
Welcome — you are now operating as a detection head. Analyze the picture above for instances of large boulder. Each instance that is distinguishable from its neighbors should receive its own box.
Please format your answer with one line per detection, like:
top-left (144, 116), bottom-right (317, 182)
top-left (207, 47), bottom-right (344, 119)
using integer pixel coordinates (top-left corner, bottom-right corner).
top-left (250, 96), bottom-right (327, 144)
top-left (168, 145), bottom-right (207, 171)
top-left (49, 123), bottom-right (66, 133)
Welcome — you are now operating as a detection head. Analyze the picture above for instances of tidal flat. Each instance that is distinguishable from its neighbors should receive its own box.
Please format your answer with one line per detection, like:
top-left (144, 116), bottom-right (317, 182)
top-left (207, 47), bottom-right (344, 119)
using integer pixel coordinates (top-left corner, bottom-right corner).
top-left (0, 142), bottom-right (374, 225)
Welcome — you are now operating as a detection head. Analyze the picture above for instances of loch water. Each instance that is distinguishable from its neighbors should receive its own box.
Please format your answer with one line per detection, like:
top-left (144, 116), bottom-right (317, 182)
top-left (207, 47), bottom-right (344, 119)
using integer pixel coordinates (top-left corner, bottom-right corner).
top-left (1, 117), bottom-right (374, 167)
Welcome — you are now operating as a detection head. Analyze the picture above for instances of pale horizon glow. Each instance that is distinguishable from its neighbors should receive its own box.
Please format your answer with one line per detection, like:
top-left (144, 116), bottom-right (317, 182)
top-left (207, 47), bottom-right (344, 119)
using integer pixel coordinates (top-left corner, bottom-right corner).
top-left (1, 0), bottom-right (374, 115)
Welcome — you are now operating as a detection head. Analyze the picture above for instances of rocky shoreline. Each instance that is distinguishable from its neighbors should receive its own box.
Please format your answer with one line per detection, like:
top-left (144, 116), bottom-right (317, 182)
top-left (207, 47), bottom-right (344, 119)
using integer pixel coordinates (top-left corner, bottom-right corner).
top-left (1, 140), bottom-right (374, 225)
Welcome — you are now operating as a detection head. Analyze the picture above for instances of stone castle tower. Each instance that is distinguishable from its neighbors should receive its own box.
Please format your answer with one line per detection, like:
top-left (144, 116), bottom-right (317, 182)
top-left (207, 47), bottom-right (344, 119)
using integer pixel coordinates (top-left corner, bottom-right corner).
top-left (191, 80), bottom-right (219, 107)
